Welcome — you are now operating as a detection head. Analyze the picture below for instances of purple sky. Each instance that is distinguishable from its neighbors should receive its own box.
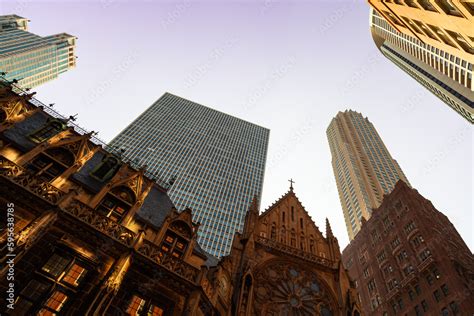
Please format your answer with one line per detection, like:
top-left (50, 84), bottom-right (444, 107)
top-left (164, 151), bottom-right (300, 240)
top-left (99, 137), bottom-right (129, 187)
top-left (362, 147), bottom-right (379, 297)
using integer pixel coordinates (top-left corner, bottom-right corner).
top-left (1, 0), bottom-right (471, 251)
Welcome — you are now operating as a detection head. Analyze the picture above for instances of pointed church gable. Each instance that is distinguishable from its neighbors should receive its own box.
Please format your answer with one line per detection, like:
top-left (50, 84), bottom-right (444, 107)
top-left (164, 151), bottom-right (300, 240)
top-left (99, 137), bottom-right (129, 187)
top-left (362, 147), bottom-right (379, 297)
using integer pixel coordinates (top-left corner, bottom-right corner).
top-left (256, 190), bottom-right (330, 258)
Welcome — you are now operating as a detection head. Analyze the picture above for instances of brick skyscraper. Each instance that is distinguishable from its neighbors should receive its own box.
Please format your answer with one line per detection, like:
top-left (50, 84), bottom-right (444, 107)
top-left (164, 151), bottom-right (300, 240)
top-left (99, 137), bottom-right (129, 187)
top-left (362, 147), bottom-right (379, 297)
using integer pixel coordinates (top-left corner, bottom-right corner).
top-left (342, 181), bottom-right (474, 315)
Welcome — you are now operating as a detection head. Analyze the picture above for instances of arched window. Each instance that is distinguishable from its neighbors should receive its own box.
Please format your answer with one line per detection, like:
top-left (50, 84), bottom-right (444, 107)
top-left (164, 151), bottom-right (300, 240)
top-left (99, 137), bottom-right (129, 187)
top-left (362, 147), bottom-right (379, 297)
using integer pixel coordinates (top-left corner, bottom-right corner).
top-left (290, 229), bottom-right (296, 247)
top-left (291, 206), bottom-right (294, 222)
top-left (270, 223), bottom-right (276, 240)
top-left (300, 218), bottom-right (303, 229)
top-left (159, 231), bottom-right (188, 259)
top-left (27, 147), bottom-right (75, 182)
top-left (300, 236), bottom-right (305, 250)
top-left (97, 186), bottom-right (135, 222)
top-left (280, 226), bottom-right (286, 243)
top-left (282, 211), bottom-right (285, 222)
top-left (310, 236), bottom-right (315, 253)
top-left (90, 156), bottom-right (120, 181)
top-left (29, 120), bottom-right (66, 143)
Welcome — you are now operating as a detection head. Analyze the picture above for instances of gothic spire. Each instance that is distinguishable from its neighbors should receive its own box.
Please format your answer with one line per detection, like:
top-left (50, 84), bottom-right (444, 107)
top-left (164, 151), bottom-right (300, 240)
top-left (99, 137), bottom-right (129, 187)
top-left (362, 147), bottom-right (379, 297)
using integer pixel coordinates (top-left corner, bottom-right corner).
top-left (326, 218), bottom-right (333, 238)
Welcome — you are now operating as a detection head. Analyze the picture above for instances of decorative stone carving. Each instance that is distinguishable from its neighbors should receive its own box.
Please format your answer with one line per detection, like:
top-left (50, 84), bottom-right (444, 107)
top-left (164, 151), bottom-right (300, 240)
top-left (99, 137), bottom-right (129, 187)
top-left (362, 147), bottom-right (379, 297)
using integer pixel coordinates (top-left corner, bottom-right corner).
top-left (136, 239), bottom-right (199, 283)
top-left (253, 261), bottom-right (335, 316)
top-left (62, 199), bottom-right (136, 246)
top-left (0, 155), bottom-right (66, 204)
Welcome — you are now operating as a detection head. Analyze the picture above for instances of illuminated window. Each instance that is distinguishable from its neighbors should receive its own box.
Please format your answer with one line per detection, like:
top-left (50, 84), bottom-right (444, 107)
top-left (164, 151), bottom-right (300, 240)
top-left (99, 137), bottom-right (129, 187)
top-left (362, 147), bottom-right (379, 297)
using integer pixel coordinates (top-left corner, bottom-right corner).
top-left (97, 186), bottom-right (135, 222)
top-left (159, 231), bottom-right (188, 259)
top-left (37, 291), bottom-right (68, 315)
top-left (62, 264), bottom-right (87, 287)
top-left (127, 295), bottom-right (146, 315)
top-left (126, 295), bottom-right (166, 316)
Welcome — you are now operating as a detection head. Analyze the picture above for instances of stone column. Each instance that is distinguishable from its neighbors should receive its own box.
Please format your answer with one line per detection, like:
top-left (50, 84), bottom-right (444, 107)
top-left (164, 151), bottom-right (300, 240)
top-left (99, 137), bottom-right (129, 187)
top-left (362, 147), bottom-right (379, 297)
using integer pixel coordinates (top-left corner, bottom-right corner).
top-left (0, 209), bottom-right (57, 277)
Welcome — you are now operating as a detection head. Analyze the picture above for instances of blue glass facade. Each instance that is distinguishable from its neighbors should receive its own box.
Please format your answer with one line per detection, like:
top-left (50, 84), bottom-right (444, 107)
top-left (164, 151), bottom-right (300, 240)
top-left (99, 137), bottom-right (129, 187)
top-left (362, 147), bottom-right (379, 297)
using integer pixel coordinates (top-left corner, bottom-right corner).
top-left (0, 15), bottom-right (76, 89)
top-left (110, 93), bottom-right (269, 257)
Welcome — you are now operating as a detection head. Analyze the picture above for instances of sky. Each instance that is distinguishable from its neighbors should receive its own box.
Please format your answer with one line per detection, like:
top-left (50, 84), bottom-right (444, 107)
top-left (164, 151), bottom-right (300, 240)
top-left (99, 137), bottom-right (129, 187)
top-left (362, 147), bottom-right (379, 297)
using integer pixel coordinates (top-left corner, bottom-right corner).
top-left (1, 0), bottom-right (472, 251)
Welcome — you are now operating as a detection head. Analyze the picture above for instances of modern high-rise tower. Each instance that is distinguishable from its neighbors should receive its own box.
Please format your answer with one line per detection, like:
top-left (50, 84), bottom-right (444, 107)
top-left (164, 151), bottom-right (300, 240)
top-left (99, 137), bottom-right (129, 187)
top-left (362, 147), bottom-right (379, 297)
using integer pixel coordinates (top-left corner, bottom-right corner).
top-left (109, 93), bottom-right (270, 257)
top-left (369, 8), bottom-right (473, 123)
top-left (327, 110), bottom-right (410, 240)
top-left (0, 15), bottom-right (77, 89)
top-left (367, 0), bottom-right (473, 62)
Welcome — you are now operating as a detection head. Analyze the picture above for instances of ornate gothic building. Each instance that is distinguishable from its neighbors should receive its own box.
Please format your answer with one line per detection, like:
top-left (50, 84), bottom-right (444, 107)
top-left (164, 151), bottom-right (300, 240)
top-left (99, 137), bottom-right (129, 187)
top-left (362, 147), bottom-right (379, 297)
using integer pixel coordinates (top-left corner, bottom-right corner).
top-left (0, 78), bottom-right (361, 315)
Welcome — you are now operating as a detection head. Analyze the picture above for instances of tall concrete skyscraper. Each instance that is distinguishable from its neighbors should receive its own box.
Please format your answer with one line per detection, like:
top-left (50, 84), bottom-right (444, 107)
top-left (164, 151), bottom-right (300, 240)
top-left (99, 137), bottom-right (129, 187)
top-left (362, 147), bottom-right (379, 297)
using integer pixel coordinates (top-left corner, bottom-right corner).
top-left (110, 93), bottom-right (269, 257)
top-left (369, 8), bottom-right (473, 123)
top-left (327, 110), bottom-right (410, 240)
top-left (0, 15), bottom-right (77, 89)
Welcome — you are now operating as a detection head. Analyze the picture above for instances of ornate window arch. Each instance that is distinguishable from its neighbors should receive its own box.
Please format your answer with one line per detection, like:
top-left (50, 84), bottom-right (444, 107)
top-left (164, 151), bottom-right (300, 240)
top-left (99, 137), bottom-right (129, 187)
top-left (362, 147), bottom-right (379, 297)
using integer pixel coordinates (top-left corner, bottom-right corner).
top-left (280, 226), bottom-right (286, 243)
top-left (309, 235), bottom-right (315, 254)
top-left (239, 274), bottom-right (253, 316)
top-left (27, 147), bottom-right (75, 182)
top-left (96, 185), bottom-right (136, 222)
top-left (29, 119), bottom-right (67, 143)
top-left (253, 260), bottom-right (337, 315)
top-left (270, 222), bottom-right (277, 240)
top-left (90, 156), bottom-right (120, 181)
top-left (290, 228), bottom-right (296, 247)
top-left (158, 220), bottom-right (192, 260)
top-left (300, 232), bottom-right (305, 251)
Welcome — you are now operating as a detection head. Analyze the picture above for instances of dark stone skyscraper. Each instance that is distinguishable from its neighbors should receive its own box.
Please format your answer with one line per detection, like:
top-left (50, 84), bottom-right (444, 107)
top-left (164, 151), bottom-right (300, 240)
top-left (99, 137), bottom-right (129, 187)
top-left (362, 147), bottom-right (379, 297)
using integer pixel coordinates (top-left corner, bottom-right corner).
top-left (110, 93), bottom-right (269, 257)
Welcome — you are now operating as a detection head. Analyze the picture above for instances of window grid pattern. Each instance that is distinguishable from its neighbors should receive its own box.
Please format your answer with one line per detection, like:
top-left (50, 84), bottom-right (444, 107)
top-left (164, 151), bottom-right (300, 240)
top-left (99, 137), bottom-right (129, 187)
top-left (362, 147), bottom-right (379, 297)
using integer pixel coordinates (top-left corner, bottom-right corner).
top-left (327, 111), bottom-right (410, 240)
top-left (109, 93), bottom-right (269, 257)
top-left (0, 15), bottom-right (76, 89)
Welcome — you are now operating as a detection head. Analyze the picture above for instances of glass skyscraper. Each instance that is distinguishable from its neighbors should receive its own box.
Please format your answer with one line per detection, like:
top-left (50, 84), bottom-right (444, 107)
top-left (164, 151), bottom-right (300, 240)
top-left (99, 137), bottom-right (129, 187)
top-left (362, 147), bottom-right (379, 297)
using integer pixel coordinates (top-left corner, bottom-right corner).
top-left (0, 15), bottom-right (77, 89)
top-left (110, 93), bottom-right (269, 257)
top-left (327, 110), bottom-right (410, 240)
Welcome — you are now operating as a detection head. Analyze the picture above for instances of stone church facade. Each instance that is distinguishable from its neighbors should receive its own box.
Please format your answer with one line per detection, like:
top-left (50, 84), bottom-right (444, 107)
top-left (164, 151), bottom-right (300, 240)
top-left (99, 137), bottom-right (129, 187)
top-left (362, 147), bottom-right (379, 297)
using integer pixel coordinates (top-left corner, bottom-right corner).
top-left (0, 78), bottom-right (361, 315)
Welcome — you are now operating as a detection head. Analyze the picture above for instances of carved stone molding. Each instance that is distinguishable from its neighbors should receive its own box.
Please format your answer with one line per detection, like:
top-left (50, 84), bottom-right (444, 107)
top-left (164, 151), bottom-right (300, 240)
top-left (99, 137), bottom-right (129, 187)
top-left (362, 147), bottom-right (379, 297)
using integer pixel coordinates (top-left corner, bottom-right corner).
top-left (0, 155), bottom-right (65, 204)
top-left (256, 236), bottom-right (337, 270)
top-left (136, 239), bottom-right (199, 283)
top-left (253, 261), bottom-right (336, 316)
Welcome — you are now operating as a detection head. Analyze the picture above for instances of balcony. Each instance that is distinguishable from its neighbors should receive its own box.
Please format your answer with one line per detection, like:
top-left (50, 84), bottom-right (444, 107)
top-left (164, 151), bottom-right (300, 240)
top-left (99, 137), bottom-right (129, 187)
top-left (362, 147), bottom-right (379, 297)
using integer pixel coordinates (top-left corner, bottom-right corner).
top-left (401, 271), bottom-right (417, 288)
top-left (417, 256), bottom-right (435, 272)
top-left (255, 236), bottom-right (337, 269)
top-left (137, 239), bottom-right (200, 283)
top-left (62, 199), bottom-right (137, 247)
top-left (0, 155), bottom-right (66, 204)
top-left (386, 285), bottom-right (400, 301)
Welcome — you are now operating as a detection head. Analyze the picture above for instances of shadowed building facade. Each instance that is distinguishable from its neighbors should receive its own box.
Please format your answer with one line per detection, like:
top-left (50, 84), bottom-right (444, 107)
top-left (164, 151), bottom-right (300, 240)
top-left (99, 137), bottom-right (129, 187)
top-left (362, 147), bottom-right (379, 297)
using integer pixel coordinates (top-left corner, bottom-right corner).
top-left (109, 93), bottom-right (269, 258)
top-left (0, 15), bottom-right (76, 89)
top-left (369, 8), bottom-right (473, 123)
top-left (342, 181), bottom-right (474, 315)
top-left (326, 110), bottom-right (410, 240)
top-left (0, 79), bottom-right (361, 315)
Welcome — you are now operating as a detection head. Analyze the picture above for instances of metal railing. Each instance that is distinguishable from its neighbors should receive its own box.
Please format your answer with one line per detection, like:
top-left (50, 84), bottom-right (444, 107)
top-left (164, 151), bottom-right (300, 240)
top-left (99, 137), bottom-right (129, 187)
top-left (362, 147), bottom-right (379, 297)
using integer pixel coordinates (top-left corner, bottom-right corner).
top-left (0, 75), bottom-right (170, 189)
